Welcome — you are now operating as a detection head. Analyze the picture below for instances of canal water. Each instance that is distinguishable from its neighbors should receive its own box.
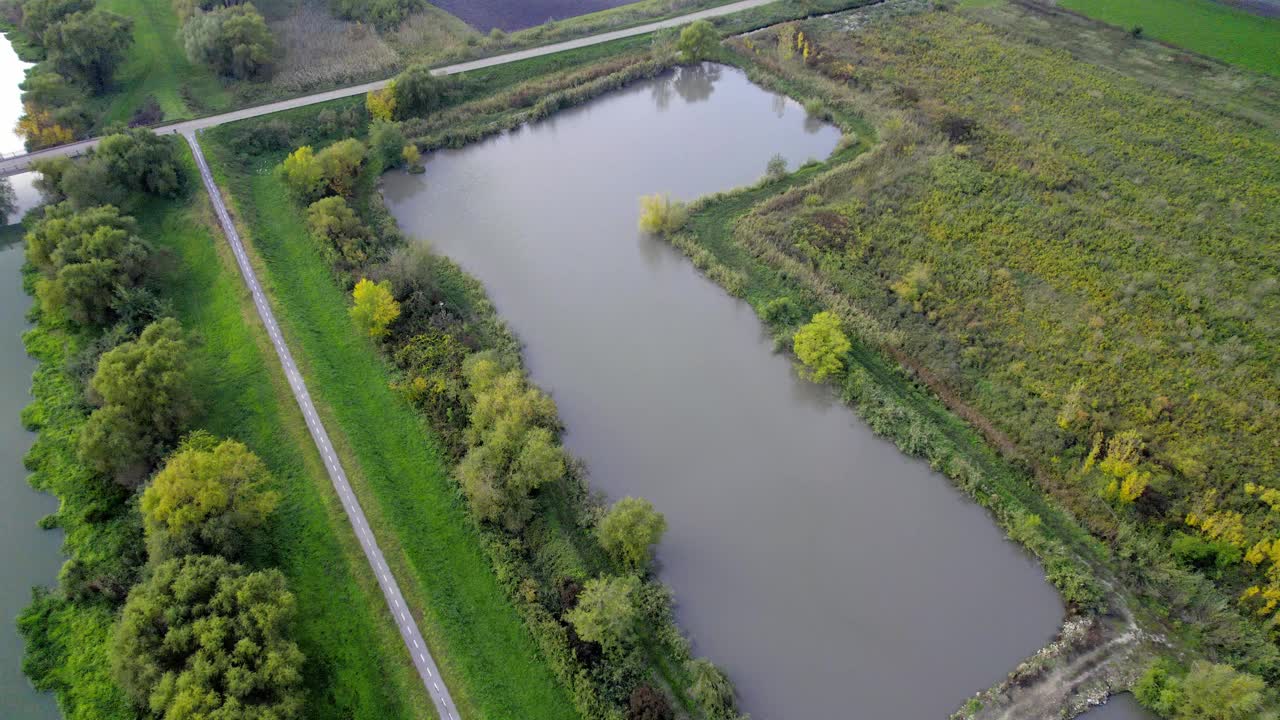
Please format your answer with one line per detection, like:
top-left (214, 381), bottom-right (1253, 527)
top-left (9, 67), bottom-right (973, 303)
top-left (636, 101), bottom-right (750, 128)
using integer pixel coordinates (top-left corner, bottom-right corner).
top-left (384, 63), bottom-right (1065, 719)
top-left (1, 30), bottom-right (62, 720)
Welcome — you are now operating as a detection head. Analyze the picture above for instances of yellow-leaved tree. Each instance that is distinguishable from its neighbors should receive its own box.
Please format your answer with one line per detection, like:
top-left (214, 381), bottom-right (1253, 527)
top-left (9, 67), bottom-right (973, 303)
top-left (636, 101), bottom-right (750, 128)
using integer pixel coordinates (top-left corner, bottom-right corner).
top-left (793, 311), bottom-right (851, 382)
top-left (366, 81), bottom-right (397, 122)
top-left (350, 278), bottom-right (400, 339)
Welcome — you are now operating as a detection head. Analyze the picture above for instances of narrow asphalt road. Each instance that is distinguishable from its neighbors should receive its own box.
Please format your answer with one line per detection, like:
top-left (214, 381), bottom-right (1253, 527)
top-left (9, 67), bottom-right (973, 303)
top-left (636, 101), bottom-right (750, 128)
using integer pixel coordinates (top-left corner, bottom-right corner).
top-left (0, 0), bottom-right (779, 177)
top-left (184, 132), bottom-right (459, 720)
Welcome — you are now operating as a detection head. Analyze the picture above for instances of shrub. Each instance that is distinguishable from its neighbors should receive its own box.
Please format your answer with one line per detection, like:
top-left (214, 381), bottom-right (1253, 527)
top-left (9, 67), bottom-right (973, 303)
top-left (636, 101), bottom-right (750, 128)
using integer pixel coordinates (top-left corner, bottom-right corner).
top-left (566, 575), bottom-right (640, 654)
top-left (677, 20), bottom-right (719, 62)
top-left (141, 433), bottom-right (280, 561)
top-left (42, 9), bottom-right (133, 92)
top-left (637, 193), bottom-right (688, 235)
top-left (366, 83), bottom-right (397, 122)
top-left (350, 277), bottom-right (400, 339)
top-left (182, 3), bottom-right (274, 80)
top-left (24, 203), bottom-right (150, 326)
top-left (793, 311), bottom-right (851, 382)
top-left (368, 119), bottom-right (406, 168)
top-left (393, 64), bottom-right (448, 118)
top-left (598, 497), bottom-right (667, 572)
top-left (766, 153), bottom-right (788, 180)
top-left (79, 318), bottom-right (194, 486)
top-left (112, 555), bottom-right (304, 719)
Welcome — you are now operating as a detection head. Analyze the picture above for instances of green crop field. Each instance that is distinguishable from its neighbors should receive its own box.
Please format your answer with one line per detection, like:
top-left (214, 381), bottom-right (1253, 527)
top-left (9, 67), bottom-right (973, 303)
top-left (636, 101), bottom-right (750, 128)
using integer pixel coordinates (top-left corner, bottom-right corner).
top-left (1059, 0), bottom-right (1280, 76)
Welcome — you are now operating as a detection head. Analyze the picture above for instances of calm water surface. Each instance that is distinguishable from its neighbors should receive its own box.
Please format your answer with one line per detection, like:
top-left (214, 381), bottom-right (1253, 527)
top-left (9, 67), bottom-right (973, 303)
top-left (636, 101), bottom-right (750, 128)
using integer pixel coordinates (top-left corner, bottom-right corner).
top-left (385, 64), bottom-right (1066, 718)
top-left (1, 31), bottom-right (61, 720)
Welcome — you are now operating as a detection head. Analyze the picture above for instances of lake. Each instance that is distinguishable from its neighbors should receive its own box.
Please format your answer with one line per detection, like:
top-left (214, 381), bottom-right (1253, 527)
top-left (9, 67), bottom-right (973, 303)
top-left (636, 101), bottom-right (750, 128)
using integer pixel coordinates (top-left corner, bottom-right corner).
top-left (384, 63), bottom-right (1066, 719)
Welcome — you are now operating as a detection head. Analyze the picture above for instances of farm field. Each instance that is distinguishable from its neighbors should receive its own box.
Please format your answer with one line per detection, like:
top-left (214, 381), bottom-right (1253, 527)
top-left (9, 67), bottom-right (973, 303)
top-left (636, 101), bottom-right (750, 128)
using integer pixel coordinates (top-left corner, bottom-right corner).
top-left (1059, 0), bottom-right (1280, 76)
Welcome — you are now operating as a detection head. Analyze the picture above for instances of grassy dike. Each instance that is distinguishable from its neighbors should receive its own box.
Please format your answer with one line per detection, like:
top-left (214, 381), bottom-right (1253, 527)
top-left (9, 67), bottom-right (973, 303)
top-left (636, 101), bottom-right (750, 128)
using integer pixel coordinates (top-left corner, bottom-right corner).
top-left (16, 150), bottom-right (438, 720)
top-left (196, 152), bottom-right (579, 720)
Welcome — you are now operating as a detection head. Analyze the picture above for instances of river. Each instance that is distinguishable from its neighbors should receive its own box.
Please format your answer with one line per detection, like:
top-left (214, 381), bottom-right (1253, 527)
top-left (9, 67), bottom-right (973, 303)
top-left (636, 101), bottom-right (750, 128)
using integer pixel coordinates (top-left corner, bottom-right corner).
top-left (384, 63), bottom-right (1065, 719)
top-left (1, 30), bottom-right (62, 720)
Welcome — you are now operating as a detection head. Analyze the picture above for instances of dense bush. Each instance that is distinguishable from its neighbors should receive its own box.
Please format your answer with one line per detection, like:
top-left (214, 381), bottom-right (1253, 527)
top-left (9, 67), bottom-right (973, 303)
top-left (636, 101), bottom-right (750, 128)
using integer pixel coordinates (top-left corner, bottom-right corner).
top-left (637, 193), bottom-right (687, 235)
top-left (392, 64), bottom-right (448, 118)
top-left (112, 555), bottom-right (305, 719)
top-left (793, 311), bottom-right (849, 382)
top-left (42, 9), bottom-right (133, 92)
top-left (79, 318), bottom-right (195, 486)
top-left (598, 497), bottom-right (666, 571)
top-left (140, 432), bottom-right (280, 561)
top-left (24, 203), bottom-right (151, 327)
top-left (181, 3), bottom-right (274, 80)
top-left (306, 195), bottom-right (374, 268)
top-left (677, 19), bottom-right (719, 62)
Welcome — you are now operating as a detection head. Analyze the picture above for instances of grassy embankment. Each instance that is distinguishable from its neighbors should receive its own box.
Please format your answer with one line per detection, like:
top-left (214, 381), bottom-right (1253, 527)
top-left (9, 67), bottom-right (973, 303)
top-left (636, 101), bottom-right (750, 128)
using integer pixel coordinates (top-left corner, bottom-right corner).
top-left (16, 149), bottom-right (438, 720)
top-left (1058, 0), bottom-right (1280, 77)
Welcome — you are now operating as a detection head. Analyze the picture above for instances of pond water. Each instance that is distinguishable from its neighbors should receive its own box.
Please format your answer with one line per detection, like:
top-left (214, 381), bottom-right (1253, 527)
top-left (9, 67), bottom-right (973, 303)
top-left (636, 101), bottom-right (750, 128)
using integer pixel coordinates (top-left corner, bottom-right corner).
top-left (0, 30), bottom-right (61, 720)
top-left (432, 0), bottom-right (643, 32)
top-left (384, 63), bottom-right (1067, 719)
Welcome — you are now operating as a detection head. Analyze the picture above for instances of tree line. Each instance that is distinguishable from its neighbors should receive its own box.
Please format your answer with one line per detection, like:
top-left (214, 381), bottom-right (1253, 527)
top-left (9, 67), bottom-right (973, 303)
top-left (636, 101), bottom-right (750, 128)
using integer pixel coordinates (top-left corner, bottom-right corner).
top-left (18, 131), bottom-right (307, 719)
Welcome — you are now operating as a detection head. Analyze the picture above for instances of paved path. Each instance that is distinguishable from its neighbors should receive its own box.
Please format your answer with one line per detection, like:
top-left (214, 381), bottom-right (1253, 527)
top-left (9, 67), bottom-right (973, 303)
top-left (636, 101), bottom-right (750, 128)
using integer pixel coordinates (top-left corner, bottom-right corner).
top-left (0, 0), bottom-right (778, 177)
top-left (184, 132), bottom-right (459, 720)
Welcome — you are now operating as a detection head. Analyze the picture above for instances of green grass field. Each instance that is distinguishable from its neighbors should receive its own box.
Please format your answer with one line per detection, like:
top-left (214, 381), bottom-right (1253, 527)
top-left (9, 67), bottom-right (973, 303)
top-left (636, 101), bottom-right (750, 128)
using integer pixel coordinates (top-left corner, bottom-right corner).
top-left (201, 152), bottom-right (579, 720)
top-left (1059, 0), bottom-right (1280, 76)
top-left (97, 0), bottom-right (231, 124)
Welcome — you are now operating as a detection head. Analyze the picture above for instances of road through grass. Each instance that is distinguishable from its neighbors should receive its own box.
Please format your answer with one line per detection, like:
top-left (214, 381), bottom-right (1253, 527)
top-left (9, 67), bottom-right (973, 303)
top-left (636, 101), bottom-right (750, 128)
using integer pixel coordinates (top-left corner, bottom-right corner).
top-left (143, 153), bottom-right (433, 720)
top-left (1059, 0), bottom-right (1280, 76)
top-left (202, 147), bottom-right (580, 720)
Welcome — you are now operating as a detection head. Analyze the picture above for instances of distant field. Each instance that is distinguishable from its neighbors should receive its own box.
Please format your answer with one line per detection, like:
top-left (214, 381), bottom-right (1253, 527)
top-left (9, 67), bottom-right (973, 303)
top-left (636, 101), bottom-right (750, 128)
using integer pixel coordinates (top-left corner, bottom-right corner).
top-left (1059, 0), bottom-right (1280, 76)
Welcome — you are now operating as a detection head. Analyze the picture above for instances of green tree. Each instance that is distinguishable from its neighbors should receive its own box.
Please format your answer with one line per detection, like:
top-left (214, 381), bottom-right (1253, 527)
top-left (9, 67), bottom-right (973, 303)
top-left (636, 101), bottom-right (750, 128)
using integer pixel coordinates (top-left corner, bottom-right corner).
top-left (182, 3), bottom-right (274, 80)
top-left (0, 178), bottom-right (15, 225)
top-left (42, 9), bottom-right (133, 92)
top-left (687, 657), bottom-right (739, 720)
top-left (456, 356), bottom-right (562, 530)
top-left (393, 64), bottom-right (447, 118)
top-left (24, 203), bottom-right (150, 326)
top-left (316, 138), bottom-right (366, 197)
top-left (599, 496), bottom-right (667, 571)
top-left (79, 318), bottom-right (194, 486)
top-left (1177, 660), bottom-right (1272, 720)
top-left (366, 83), bottom-right (397, 122)
top-left (19, 0), bottom-right (92, 37)
top-left (141, 433), bottom-right (280, 561)
top-left (93, 129), bottom-right (186, 197)
top-left (368, 119), bottom-right (407, 168)
top-left (112, 555), bottom-right (304, 720)
top-left (350, 277), bottom-right (399, 338)
top-left (793, 311), bottom-right (850, 382)
top-left (306, 196), bottom-right (372, 267)
top-left (677, 20), bottom-right (719, 62)
top-left (566, 574), bottom-right (640, 653)
top-left (278, 145), bottom-right (325, 202)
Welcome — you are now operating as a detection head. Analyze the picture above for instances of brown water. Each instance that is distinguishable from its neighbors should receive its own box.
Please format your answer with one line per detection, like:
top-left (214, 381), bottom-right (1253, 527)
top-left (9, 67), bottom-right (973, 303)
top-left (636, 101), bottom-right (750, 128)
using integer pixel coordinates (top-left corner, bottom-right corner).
top-left (384, 63), bottom-right (1066, 719)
